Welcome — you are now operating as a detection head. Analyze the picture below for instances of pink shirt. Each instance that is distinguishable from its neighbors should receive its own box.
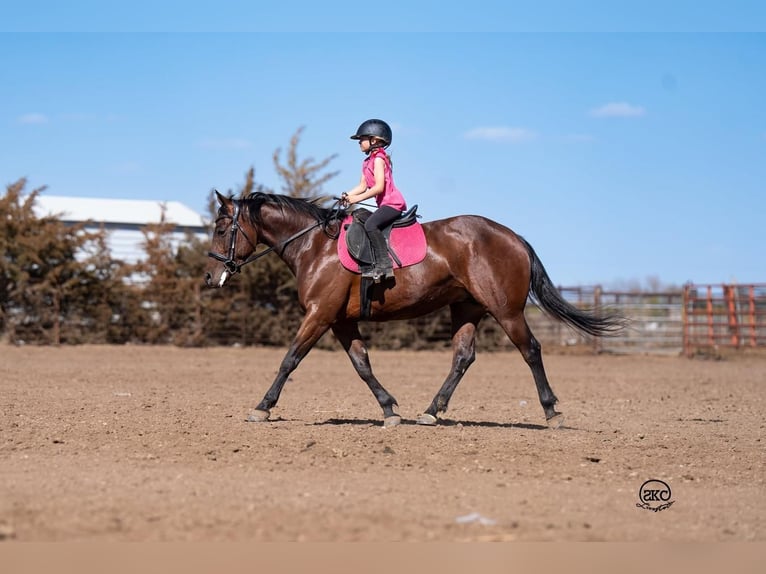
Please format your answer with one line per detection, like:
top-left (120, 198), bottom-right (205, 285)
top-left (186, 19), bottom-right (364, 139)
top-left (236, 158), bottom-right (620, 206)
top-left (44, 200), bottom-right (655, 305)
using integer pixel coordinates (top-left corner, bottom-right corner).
top-left (362, 149), bottom-right (407, 211)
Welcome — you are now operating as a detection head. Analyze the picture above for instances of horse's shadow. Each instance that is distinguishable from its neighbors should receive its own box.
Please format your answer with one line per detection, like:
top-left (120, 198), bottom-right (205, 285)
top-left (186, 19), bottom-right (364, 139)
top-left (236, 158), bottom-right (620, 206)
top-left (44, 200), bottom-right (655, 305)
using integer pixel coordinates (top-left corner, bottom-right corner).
top-left (314, 417), bottom-right (563, 431)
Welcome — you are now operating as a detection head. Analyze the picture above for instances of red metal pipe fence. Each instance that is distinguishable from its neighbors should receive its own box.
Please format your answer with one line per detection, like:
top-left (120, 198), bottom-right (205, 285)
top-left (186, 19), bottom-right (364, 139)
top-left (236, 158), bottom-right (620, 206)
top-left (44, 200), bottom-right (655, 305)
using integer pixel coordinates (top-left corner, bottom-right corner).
top-left (682, 283), bottom-right (766, 355)
top-left (507, 283), bottom-right (766, 355)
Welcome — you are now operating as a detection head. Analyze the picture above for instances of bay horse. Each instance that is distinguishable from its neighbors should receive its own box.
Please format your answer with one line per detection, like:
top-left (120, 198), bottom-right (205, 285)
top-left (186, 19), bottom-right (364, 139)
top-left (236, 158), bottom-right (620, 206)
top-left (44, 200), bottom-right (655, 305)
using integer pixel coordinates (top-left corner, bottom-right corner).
top-left (204, 191), bottom-right (623, 427)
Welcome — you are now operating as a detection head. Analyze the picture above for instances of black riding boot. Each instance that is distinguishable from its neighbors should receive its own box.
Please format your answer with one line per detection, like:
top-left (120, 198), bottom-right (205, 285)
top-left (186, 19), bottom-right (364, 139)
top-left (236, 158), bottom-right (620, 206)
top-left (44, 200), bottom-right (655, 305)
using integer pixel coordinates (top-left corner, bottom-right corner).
top-left (367, 229), bottom-right (393, 282)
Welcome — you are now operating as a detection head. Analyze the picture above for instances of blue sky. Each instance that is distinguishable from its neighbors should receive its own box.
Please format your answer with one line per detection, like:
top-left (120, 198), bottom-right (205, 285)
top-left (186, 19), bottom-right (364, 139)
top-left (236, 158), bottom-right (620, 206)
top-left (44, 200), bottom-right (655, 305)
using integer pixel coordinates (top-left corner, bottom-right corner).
top-left (2, 4), bottom-right (765, 288)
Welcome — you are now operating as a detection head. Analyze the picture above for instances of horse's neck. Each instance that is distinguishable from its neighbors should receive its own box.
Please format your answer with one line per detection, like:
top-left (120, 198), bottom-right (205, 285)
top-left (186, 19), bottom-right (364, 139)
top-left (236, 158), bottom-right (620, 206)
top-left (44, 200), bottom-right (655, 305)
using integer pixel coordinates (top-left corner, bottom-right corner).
top-left (255, 206), bottom-right (320, 272)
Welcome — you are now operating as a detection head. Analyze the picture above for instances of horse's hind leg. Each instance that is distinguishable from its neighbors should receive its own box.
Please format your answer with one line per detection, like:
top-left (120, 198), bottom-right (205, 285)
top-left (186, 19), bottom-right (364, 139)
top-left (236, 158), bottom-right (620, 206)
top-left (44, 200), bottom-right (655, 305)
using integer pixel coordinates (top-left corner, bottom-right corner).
top-left (332, 322), bottom-right (401, 427)
top-left (496, 311), bottom-right (563, 427)
top-left (418, 301), bottom-right (485, 425)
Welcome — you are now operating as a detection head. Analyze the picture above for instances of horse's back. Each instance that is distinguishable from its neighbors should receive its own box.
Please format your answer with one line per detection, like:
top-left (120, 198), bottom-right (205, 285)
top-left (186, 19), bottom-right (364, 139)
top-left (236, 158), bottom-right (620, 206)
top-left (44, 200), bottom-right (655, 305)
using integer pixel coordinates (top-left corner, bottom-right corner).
top-left (422, 214), bottom-right (529, 259)
top-left (420, 214), bottom-right (532, 302)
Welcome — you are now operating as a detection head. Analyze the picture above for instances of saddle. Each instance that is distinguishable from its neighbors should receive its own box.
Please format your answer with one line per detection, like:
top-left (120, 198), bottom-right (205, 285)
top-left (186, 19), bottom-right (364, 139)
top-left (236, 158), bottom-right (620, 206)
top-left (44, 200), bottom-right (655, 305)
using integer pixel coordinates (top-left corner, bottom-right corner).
top-left (344, 205), bottom-right (420, 268)
top-left (338, 205), bottom-right (426, 319)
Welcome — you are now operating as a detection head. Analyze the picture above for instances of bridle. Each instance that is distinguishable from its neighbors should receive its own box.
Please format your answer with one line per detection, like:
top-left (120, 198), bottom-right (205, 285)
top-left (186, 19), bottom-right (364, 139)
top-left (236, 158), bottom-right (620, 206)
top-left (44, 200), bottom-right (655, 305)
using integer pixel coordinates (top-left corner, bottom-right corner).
top-left (207, 198), bottom-right (341, 275)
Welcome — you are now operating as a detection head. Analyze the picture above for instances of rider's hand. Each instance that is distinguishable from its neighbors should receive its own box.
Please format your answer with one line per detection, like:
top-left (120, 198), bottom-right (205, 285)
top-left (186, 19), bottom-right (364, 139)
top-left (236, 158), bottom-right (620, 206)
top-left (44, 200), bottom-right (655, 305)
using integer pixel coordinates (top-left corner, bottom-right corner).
top-left (340, 192), bottom-right (350, 207)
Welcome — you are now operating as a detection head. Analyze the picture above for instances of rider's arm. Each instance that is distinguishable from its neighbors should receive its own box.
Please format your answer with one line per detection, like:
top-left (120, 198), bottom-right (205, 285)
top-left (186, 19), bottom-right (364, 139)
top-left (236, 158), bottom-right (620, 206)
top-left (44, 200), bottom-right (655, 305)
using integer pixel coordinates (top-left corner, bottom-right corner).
top-left (345, 157), bottom-right (385, 204)
top-left (343, 173), bottom-right (367, 203)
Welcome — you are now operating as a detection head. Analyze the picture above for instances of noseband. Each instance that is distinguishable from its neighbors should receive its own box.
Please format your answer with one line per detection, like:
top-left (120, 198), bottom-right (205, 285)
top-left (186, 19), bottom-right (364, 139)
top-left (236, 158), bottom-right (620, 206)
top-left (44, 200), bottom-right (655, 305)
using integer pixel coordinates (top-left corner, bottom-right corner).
top-left (207, 199), bottom-right (338, 274)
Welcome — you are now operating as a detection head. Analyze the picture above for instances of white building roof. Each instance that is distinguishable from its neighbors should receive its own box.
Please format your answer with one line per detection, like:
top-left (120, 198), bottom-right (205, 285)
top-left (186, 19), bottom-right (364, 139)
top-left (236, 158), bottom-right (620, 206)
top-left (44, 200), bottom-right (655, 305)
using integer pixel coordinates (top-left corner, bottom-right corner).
top-left (32, 195), bottom-right (210, 267)
top-left (34, 195), bottom-right (206, 229)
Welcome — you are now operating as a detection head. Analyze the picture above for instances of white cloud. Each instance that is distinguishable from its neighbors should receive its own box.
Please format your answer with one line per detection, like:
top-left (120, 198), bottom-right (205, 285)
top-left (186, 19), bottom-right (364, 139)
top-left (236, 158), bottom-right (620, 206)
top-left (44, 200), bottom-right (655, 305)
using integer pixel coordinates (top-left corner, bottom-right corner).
top-left (464, 126), bottom-right (537, 143)
top-left (18, 113), bottom-right (49, 125)
top-left (589, 102), bottom-right (646, 118)
top-left (197, 138), bottom-right (252, 150)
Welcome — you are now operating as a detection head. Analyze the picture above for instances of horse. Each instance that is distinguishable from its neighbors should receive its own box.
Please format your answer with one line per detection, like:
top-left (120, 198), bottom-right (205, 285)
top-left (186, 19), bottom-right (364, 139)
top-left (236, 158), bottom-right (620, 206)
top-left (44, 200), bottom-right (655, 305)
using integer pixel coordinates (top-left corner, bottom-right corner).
top-left (204, 191), bottom-right (623, 427)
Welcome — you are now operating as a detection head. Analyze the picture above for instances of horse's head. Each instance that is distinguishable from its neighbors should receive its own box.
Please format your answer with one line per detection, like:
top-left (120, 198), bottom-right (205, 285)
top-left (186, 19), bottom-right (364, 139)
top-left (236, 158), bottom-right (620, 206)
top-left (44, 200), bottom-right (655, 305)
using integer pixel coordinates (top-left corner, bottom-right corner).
top-left (204, 191), bottom-right (258, 288)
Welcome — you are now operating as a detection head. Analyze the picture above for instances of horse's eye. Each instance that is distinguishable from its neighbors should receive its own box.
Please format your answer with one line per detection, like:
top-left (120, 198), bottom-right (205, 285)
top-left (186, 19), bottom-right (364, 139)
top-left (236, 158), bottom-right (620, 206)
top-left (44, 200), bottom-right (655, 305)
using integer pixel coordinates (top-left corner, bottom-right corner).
top-left (215, 226), bottom-right (226, 237)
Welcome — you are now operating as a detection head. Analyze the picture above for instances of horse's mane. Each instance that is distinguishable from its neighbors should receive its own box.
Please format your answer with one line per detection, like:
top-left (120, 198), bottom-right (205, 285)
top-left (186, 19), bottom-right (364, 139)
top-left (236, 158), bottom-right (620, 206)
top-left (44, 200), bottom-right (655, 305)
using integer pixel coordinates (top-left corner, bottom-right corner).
top-left (242, 192), bottom-right (337, 226)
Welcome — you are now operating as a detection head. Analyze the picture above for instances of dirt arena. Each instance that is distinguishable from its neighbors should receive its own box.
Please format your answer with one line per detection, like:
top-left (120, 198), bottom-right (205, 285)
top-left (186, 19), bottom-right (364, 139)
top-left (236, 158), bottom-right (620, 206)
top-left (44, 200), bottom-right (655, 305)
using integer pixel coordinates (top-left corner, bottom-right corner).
top-left (1, 344), bottom-right (763, 542)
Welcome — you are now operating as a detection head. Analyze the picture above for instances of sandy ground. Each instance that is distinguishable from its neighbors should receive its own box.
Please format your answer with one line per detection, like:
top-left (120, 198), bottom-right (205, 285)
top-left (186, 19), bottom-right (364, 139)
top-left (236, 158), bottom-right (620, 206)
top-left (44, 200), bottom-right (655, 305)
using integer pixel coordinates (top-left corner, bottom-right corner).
top-left (0, 344), bottom-right (763, 542)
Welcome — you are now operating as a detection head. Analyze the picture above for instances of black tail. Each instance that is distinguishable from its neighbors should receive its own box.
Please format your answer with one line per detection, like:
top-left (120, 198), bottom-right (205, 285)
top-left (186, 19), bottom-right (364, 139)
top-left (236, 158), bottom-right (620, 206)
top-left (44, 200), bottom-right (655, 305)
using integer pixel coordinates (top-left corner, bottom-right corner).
top-left (520, 237), bottom-right (626, 337)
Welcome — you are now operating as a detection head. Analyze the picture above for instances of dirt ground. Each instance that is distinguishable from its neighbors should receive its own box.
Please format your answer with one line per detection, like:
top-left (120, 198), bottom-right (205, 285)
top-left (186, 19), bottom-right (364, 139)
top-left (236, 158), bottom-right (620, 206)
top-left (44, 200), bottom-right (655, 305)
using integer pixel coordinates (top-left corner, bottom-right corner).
top-left (1, 344), bottom-right (763, 542)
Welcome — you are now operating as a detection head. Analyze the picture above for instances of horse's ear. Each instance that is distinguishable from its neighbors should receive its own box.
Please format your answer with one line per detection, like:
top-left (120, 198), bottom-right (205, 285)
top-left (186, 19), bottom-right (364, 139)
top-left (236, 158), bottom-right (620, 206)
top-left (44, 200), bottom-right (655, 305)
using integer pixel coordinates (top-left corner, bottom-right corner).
top-left (215, 190), bottom-right (229, 206)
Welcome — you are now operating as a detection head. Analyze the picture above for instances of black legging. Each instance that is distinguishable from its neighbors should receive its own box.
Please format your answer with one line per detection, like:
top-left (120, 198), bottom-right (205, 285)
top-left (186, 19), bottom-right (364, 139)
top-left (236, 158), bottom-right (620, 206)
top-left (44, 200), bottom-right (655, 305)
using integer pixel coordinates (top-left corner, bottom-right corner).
top-left (364, 205), bottom-right (401, 233)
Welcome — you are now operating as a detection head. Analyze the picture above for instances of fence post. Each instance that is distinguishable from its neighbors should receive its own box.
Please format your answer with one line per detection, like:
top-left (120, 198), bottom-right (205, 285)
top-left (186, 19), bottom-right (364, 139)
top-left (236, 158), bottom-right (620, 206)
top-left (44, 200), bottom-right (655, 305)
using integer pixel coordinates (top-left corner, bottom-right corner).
top-left (748, 285), bottom-right (756, 347)
top-left (706, 286), bottom-right (714, 348)
top-left (682, 284), bottom-right (690, 357)
top-left (593, 285), bottom-right (602, 353)
top-left (724, 284), bottom-right (739, 348)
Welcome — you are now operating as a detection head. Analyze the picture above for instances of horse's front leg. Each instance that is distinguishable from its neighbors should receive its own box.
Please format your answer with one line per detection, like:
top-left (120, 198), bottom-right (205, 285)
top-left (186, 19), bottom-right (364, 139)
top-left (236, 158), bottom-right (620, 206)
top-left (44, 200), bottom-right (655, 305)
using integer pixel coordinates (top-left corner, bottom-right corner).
top-left (248, 311), bottom-right (330, 422)
top-left (332, 322), bottom-right (400, 427)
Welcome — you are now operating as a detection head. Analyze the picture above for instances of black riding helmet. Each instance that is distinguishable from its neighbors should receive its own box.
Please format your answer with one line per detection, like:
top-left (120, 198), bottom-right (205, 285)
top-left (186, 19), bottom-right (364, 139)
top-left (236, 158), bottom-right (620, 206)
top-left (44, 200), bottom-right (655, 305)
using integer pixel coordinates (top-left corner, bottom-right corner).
top-left (350, 119), bottom-right (392, 149)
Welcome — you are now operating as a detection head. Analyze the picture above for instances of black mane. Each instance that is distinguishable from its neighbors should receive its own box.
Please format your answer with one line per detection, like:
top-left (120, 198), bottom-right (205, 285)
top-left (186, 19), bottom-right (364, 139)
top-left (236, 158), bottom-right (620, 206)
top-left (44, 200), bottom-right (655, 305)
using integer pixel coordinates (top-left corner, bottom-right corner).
top-left (242, 192), bottom-right (337, 226)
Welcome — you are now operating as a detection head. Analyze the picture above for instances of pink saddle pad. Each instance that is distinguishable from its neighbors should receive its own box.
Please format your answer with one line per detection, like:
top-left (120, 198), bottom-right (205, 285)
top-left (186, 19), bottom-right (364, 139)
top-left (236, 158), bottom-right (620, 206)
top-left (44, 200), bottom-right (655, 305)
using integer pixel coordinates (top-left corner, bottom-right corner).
top-left (337, 215), bottom-right (427, 273)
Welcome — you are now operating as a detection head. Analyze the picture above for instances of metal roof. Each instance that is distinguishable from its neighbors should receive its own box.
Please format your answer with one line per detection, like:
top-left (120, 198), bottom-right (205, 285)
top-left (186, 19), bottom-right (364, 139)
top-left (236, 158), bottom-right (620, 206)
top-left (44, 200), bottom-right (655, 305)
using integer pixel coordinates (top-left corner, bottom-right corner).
top-left (34, 195), bottom-right (206, 229)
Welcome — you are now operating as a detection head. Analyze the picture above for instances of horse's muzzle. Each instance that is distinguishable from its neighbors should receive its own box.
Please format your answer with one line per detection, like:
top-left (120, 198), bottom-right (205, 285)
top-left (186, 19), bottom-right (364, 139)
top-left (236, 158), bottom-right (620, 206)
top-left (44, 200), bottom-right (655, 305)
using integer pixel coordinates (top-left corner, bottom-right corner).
top-left (204, 270), bottom-right (230, 288)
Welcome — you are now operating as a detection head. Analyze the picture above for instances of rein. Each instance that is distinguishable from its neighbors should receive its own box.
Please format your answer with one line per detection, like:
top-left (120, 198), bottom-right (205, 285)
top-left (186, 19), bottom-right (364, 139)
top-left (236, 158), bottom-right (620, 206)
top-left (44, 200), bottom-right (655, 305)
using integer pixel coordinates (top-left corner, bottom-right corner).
top-left (208, 198), bottom-right (342, 275)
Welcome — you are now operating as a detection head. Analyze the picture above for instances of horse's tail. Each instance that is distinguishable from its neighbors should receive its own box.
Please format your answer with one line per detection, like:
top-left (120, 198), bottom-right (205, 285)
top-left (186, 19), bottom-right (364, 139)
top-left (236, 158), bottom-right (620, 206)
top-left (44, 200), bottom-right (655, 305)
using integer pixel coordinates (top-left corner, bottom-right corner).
top-left (520, 236), bottom-right (626, 337)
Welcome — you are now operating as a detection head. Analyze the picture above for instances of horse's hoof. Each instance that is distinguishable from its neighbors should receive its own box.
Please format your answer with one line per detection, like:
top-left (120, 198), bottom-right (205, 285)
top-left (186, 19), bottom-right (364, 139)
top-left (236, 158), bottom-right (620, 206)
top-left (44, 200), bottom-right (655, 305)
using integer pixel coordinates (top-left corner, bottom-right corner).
top-left (546, 412), bottom-right (564, 429)
top-left (416, 413), bottom-right (438, 426)
top-left (383, 415), bottom-right (402, 428)
top-left (247, 409), bottom-right (270, 422)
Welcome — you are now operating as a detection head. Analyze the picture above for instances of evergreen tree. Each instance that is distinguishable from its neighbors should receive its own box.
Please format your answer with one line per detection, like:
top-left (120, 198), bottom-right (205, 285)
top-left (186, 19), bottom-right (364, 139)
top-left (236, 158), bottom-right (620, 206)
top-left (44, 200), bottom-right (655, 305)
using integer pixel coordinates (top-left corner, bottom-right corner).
top-left (134, 206), bottom-right (206, 345)
top-left (0, 178), bottom-right (121, 344)
top-left (71, 228), bottom-right (146, 344)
